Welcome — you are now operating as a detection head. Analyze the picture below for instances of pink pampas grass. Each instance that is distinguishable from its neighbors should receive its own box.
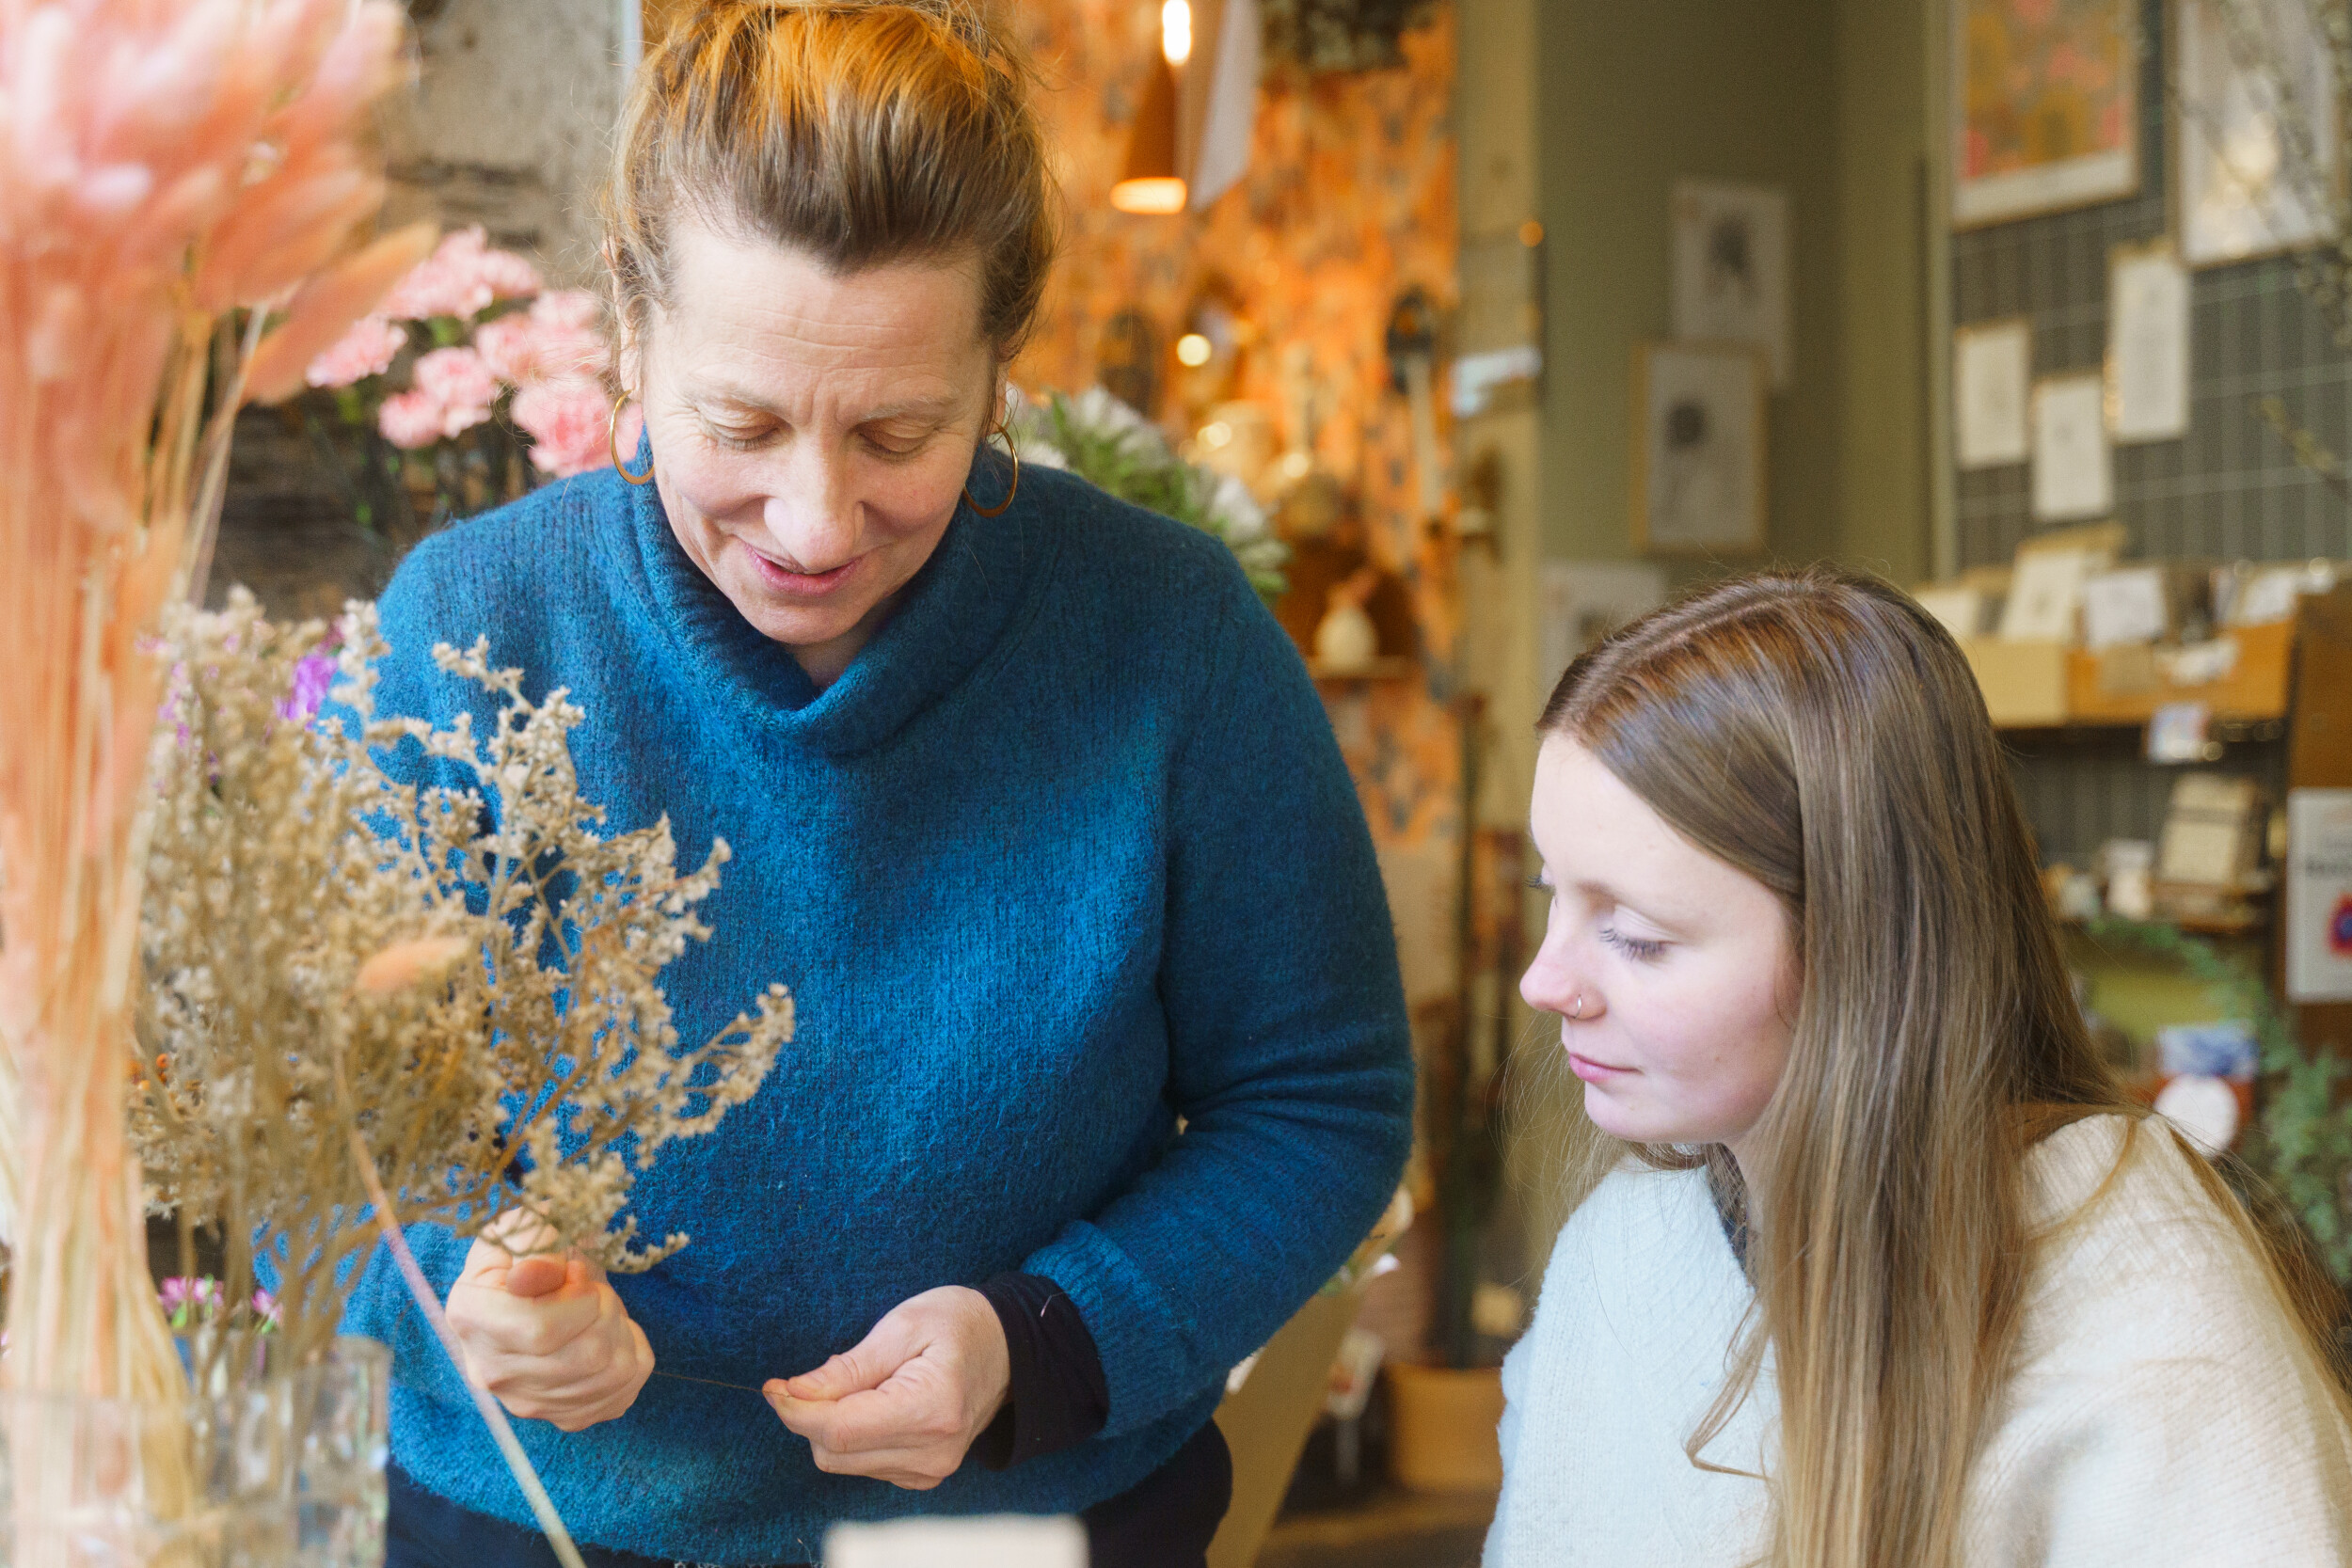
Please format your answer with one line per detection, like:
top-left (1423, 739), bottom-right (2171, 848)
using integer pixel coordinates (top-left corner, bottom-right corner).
top-left (0, 0), bottom-right (407, 1417)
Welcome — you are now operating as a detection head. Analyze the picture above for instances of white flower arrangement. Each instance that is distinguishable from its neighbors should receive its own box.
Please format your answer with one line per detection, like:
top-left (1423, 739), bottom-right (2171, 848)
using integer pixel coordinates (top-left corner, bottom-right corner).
top-left (1007, 387), bottom-right (1290, 597)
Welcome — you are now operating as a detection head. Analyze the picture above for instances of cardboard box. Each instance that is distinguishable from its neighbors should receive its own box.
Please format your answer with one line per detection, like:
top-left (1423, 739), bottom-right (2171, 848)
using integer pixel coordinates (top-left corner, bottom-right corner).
top-left (1963, 637), bottom-right (2068, 727)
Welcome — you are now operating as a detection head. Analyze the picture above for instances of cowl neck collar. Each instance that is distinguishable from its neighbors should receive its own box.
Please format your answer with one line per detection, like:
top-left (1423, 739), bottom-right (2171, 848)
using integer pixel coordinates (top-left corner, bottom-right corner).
top-left (624, 446), bottom-right (1047, 757)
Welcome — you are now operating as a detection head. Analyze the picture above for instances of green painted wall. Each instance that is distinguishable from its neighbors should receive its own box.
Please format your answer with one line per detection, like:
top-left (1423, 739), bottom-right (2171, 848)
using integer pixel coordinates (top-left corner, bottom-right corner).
top-left (1832, 0), bottom-right (1932, 584)
top-left (1535, 0), bottom-right (1931, 583)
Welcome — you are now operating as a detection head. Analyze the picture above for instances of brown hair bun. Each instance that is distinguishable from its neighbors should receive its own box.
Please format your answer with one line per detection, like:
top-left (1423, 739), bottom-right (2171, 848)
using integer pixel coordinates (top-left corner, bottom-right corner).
top-left (603, 0), bottom-right (1058, 375)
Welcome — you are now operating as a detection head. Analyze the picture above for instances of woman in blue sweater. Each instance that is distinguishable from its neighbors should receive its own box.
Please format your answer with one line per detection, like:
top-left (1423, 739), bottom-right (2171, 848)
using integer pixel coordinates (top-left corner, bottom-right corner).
top-left (351, 4), bottom-right (1414, 1564)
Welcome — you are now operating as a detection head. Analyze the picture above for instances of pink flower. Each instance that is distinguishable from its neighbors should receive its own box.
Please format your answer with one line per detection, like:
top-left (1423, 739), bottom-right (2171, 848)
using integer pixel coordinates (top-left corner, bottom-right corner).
top-left (377, 388), bottom-right (447, 449)
top-left (304, 314), bottom-right (406, 388)
top-left (515, 381), bottom-right (630, 477)
top-left (532, 290), bottom-right (602, 334)
top-left (160, 1276), bottom-right (224, 1325)
top-left (377, 227), bottom-right (542, 321)
top-left (474, 246), bottom-right (544, 300)
top-left (413, 346), bottom-right (496, 411)
top-left (410, 346), bottom-right (496, 436)
top-left (474, 292), bottom-right (608, 387)
top-left (473, 313), bottom-right (538, 384)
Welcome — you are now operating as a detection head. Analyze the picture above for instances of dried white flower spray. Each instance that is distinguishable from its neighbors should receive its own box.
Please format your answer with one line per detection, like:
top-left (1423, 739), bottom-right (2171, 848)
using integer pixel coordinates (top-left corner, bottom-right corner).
top-left (134, 593), bottom-right (792, 1561)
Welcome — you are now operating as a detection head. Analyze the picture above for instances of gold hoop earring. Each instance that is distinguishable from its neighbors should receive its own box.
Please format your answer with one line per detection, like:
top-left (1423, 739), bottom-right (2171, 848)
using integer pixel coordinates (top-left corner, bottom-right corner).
top-left (963, 424), bottom-right (1019, 517)
top-left (611, 396), bottom-right (653, 485)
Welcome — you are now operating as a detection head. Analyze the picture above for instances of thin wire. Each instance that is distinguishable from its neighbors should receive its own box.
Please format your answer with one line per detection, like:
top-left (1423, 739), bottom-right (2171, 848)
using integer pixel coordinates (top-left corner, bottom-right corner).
top-left (650, 1368), bottom-right (767, 1395)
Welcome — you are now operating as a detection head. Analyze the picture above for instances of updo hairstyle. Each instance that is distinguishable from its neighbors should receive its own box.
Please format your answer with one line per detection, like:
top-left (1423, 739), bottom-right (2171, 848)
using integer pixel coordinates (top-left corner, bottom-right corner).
top-left (602, 0), bottom-right (1058, 380)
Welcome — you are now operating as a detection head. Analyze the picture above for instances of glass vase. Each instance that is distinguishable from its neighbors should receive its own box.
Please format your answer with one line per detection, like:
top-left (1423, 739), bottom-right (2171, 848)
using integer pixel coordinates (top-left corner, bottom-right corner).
top-left (0, 1375), bottom-right (296, 1568)
top-left (290, 1340), bottom-right (388, 1568)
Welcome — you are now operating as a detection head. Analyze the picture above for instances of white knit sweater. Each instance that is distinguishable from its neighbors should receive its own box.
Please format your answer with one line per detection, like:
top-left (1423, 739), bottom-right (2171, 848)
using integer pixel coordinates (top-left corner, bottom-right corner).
top-left (1484, 1116), bottom-right (2352, 1567)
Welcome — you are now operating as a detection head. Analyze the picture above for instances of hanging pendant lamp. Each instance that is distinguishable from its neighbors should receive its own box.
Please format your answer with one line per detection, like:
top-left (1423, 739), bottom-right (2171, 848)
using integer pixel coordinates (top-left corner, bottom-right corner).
top-left (1112, 0), bottom-right (1191, 214)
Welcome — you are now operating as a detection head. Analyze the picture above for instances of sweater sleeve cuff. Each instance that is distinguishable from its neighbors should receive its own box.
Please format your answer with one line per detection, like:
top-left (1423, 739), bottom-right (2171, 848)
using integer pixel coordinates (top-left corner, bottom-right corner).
top-left (968, 1272), bottom-right (1108, 1472)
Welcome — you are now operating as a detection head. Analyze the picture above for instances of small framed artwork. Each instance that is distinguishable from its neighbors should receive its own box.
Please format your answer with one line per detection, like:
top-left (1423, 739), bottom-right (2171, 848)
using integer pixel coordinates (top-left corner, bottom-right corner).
top-left (2107, 241), bottom-right (2191, 440)
top-left (2173, 0), bottom-right (2341, 267)
top-left (1954, 317), bottom-right (2033, 468)
top-left (2031, 372), bottom-right (2114, 521)
top-left (1671, 180), bottom-right (1792, 388)
top-left (1631, 341), bottom-right (1768, 557)
top-left (1953, 0), bottom-right (2139, 229)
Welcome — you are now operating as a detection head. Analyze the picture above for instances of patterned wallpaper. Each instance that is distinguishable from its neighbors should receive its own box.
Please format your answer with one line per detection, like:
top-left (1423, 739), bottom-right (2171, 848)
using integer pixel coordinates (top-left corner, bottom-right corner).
top-left (1009, 0), bottom-right (1464, 858)
top-left (1009, 0), bottom-right (1471, 1358)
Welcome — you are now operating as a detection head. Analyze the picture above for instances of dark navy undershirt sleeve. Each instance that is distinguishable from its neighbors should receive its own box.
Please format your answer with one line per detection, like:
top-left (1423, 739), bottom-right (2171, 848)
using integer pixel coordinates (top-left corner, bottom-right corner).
top-left (970, 1272), bottom-right (1108, 1469)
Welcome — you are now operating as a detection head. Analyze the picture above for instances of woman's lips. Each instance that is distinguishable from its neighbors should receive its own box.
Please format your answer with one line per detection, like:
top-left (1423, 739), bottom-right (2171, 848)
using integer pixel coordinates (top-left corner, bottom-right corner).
top-left (1567, 1051), bottom-right (1633, 1084)
top-left (744, 544), bottom-right (863, 598)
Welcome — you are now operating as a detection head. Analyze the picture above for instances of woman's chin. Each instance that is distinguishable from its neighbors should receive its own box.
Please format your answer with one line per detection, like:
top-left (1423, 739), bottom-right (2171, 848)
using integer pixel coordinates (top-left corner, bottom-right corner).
top-left (716, 563), bottom-right (867, 646)
top-left (1581, 1084), bottom-right (1663, 1143)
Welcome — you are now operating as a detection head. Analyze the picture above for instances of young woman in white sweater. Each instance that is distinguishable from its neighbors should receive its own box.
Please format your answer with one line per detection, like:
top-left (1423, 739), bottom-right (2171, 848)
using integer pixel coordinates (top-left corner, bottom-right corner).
top-left (1487, 570), bottom-right (2352, 1568)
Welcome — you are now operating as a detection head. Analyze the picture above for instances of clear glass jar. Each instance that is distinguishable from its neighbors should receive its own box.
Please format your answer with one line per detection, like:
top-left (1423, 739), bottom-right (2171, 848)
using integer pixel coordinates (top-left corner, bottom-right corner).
top-left (291, 1339), bottom-right (389, 1568)
top-left (0, 1376), bottom-right (295, 1567)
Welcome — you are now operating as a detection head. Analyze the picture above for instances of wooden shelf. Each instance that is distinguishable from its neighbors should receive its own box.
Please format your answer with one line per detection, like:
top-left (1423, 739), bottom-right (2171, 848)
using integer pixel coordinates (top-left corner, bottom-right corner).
top-left (1974, 620), bottom-right (2293, 734)
top-left (1310, 657), bottom-right (1419, 684)
top-left (2062, 619), bottom-right (2293, 726)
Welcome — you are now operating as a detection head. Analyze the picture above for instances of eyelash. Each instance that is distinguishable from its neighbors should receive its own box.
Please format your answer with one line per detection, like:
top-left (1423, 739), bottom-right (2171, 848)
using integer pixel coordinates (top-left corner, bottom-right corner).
top-left (1599, 926), bottom-right (1667, 962)
top-left (699, 423), bottom-right (929, 458)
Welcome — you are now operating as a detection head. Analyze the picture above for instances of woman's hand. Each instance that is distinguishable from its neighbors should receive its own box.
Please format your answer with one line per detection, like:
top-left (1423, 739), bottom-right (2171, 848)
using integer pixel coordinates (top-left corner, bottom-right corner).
top-left (444, 1213), bottom-right (654, 1433)
top-left (764, 1286), bottom-right (1011, 1490)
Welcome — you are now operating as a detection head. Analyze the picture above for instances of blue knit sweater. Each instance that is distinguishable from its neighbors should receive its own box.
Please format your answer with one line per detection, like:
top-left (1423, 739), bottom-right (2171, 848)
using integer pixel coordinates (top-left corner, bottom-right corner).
top-left (338, 457), bottom-right (1415, 1562)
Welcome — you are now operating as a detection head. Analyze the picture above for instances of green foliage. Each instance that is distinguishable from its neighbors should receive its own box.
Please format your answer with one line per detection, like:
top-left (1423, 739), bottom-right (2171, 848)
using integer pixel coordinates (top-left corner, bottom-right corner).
top-left (2088, 915), bottom-right (2352, 1281)
top-left (1015, 389), bottom-right (1289, 600)
top-left (1261, 0), bottom-right (1439, 72)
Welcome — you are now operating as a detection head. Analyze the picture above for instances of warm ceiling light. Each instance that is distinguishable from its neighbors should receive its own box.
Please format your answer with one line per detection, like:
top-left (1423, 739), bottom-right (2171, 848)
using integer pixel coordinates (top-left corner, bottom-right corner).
top-left (1161, 0), bottom-right (1192, 66)
top-left (1176, 332), bottom-right (1213, 366)
top-left (1111, 46), bottom-right (1186, 214)
top-left (1112, 177), bottom-right (1187, 214)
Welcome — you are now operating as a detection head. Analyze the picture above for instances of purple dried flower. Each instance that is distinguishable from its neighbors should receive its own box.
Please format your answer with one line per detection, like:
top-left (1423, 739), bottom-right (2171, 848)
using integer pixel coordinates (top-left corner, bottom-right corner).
top-left (279, 651), bottom-right (337, 722)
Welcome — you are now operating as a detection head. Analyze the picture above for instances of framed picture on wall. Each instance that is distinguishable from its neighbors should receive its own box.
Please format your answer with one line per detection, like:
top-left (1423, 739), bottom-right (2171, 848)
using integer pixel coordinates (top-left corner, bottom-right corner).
top-left (1671, 180), bottom-right (1792, 388)
top-left (1954, 316), bottom-right (2033, 467)
top-left (1952, 0), bottom-right (2140, 229)
top-left (1630, 341), bottom-right (1768, 557)
top-left (2173, 0), bottom-right (2342, 267)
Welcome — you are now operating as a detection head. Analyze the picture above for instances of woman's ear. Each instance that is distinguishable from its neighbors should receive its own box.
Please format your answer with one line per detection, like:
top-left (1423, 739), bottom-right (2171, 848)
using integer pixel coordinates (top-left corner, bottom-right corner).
top-left (614, 309), bottom-right (644, 403)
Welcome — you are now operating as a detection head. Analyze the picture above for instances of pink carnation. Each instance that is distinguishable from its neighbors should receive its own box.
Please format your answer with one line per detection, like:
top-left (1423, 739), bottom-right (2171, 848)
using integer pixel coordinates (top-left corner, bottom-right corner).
top-left (473, 299), bottom-right (606, 388)
top-left (378, 227), bottom-right (543, 321)
top-left (532, 289), bottom-right (601, 334)
top-left (473, 246), bottom-right (544, 301)
top-left (473, 313), bottom-right (537, 384)
top-left (413, 345), bottom-right (496, 410)
top-left (409, 346), bottom-right (497, 436)
top-left (515, 380), bottom-right (634, 477)
top-left (378, 388), bottom-right (448, 449)
top-left (305, 314), bottom-right (406, 388)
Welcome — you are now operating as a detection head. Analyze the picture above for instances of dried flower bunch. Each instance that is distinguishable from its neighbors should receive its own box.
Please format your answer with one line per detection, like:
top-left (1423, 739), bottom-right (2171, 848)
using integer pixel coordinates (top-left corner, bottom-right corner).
top-left (133, 593), bottom-right (793, 1374)
top-left (0, 0), bottom-right (420, 1410)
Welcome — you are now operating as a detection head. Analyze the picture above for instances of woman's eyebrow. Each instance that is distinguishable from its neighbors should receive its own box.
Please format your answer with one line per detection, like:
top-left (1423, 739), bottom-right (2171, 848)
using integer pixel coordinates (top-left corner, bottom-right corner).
top-left (1573, 878), bottom-right (1687, 933)
top-left (853, 397), bottom-right (962, 425)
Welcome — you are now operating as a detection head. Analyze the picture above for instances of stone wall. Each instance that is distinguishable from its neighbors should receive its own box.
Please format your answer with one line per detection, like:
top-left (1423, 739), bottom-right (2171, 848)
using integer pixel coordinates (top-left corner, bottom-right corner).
top-left (382, 0), bottom-right (631, 285)
top-left (214, 0), bottom-right (630, 615)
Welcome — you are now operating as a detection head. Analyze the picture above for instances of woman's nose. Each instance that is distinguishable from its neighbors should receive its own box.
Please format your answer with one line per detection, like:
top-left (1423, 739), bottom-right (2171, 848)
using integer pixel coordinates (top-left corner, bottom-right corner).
top-left (759, 444), bottom-right (859, 570)
top-left (1519, 941), bottom-right (1598, 1022)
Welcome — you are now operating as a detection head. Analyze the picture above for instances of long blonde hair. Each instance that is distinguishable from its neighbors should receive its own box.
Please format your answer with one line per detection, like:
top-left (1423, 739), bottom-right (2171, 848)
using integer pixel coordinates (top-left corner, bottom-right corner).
top-left (1538, 567), bottom-right (2348, 1567)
